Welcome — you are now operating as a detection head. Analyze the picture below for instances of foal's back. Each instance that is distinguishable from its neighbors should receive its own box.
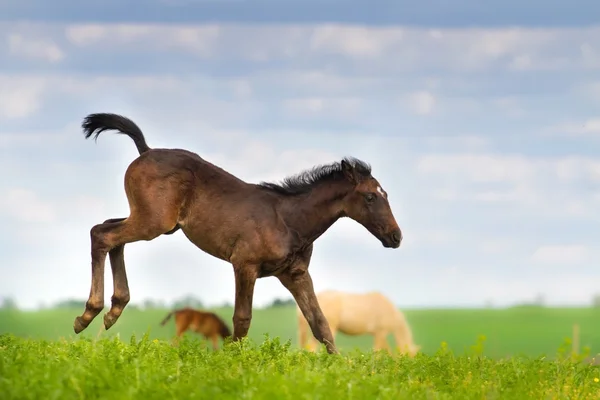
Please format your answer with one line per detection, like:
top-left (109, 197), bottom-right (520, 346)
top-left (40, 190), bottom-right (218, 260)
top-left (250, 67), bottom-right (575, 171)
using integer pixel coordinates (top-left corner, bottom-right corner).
top-left (127, 147), bottom-right (250, 193)
top-left (123, 147), bottom-right (283, 260)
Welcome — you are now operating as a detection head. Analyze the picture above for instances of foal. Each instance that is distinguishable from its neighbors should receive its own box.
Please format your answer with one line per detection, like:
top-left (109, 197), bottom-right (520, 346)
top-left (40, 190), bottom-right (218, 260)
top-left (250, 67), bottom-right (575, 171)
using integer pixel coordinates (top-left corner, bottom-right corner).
top-left (73, 113), bottom-right (403, 354)
top-left (160, 308), bottom-right (231, 350)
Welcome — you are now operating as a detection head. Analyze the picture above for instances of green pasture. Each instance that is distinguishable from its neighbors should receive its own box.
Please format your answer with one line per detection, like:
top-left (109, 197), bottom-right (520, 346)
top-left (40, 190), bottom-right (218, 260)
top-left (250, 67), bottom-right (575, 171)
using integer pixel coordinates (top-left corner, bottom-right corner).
top-left (2, 334), bottom-right (600, 399)
top-left (2, 305), bottom-right (600, 359)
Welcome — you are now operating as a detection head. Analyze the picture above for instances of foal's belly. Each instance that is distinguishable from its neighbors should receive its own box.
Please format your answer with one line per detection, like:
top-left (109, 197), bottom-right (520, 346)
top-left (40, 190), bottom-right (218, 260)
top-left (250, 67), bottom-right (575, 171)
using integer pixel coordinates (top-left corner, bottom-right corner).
top-left (179, 222), bottom-right (232, 262)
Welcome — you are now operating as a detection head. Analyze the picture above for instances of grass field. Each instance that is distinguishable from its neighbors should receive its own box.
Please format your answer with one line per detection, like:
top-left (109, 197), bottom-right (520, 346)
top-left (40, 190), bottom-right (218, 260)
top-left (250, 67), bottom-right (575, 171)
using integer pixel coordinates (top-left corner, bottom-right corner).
top-left (3, 306), bottom-right (600, 399)
top-left (2, 305), bottom-right (600, 358)
top-left (2, 333), bottom-right (600, 399)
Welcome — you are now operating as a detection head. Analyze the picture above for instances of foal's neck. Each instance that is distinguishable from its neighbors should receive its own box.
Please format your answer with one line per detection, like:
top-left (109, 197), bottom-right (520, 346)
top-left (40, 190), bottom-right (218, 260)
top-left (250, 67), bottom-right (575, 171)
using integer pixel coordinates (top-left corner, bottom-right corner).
top-left (281, 181), bottom-right (350, 246)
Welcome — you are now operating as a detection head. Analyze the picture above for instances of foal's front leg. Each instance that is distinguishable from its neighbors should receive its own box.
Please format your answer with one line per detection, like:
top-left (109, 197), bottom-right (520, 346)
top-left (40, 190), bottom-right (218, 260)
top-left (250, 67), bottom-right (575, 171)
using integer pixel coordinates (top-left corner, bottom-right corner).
top-left (277, 267), bottom-right (338, 354)
top-left (231, 265), bottom-right (258, 341)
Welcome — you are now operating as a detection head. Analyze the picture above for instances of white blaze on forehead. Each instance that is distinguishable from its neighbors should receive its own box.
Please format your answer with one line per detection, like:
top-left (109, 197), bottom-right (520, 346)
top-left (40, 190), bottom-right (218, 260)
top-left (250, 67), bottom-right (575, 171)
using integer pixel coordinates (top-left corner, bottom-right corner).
top-left (376, 185), bottom-right (386, 198)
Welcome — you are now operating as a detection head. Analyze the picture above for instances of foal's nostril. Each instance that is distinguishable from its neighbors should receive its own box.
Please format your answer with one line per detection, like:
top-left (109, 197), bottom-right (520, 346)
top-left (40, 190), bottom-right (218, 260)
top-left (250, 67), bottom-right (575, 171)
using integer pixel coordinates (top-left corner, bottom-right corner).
top-left (391, 231), bottom-right (401, 245)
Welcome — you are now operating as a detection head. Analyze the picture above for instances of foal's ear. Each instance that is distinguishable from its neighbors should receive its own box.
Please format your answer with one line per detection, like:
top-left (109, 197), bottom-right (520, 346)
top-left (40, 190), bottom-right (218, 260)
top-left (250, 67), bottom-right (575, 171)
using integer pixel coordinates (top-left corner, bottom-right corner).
top-left (341, 159), bottom-right (359, 184)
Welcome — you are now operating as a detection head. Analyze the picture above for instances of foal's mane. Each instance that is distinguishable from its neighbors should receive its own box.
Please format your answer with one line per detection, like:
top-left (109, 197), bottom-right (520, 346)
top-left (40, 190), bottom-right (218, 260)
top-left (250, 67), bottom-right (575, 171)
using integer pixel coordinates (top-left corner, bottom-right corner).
top-left (258, 157), bottom-right (372, 196)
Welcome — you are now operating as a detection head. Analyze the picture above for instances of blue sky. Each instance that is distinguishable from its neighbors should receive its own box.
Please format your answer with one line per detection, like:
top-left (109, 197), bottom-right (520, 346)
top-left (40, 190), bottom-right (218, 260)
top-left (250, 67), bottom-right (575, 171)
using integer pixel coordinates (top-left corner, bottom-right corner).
top-left (1, 1), bottom-right (600, 310)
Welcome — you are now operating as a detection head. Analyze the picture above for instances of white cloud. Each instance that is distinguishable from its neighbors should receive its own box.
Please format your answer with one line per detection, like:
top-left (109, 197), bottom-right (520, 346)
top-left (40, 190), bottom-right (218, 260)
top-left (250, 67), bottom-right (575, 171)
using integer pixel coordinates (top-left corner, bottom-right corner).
top-left (228, 79), bottom-right (253, 99)
top-left (554, 118), bottom-right (600, 136)
top-left (554, 156), bottom-right (600, 181)
top-left (58, 22), bottom-right (600, 71)
top-left (65, 23), bottom-right (221, 56)
top-left (572, 80), bottom-right (600, 103)
top-left (7, 33), bottom-right (64, 63)
top-left (8, 195), bottom-right (111, 247)
top-left (480, 238), bottom-right (517, 255)
top-left (531, 245), bottom-right (590, 265)
top-left (580, 43), bottom-right (600, 69)
top-left (415, 153), bottom-right (600, 217)
top-left (0, 72), bottom-right (370, 126)
top-left (417, 153), bottom-right (540, 184)
top-left (0, 73), bottom-right (268, 126)
top-left (285, 97), bottom-right (326, 113)
top-left (0, 188), bottom-right (57, 223)
top-left (417, 153), bottom-right (600, 185)
top-left (408, 90), bottom-right (436, 115)
top-left (283, 96), bottom-right (362, 116)
top-left (247, 70), bottom-right (385, 97)
top-left (0, 76), bottom-right (46, 119)
top-left (309, 25), bottom-right (403, 58)
top-left (580, 118), bottom-right (600, 133)
top-left (472, 186), bottom-right (538, 204)
top-left (404, 228), bottom-right (457, 248)
top-left (422, 136), bottom-right (491, 152)
top-left (0, 129), bottom-right (68, 148)
top-left (491, 96), bottom-right (526, 118)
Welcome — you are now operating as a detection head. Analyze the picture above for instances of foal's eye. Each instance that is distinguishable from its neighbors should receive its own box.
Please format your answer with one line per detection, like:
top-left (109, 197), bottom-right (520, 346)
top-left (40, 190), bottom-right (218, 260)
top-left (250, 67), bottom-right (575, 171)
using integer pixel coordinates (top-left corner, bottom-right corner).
top-left (365, 193), bottom-right (376, 203)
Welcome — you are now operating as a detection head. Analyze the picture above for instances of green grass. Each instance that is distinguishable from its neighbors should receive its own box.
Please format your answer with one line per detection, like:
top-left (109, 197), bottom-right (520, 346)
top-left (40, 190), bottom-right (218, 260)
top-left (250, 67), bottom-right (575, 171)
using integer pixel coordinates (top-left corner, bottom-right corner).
top-left (3, 306), bottom-right (600, 399)
top-left (2, 305), bottom-right (600, 358)
top-left (2, 333), bottom-right (600, 399)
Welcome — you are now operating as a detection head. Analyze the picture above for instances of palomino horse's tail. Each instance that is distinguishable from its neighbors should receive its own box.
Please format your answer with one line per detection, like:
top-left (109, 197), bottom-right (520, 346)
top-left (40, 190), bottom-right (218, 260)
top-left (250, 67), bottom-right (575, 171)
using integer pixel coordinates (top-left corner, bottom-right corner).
top-left (82, 113), bottom-right (151, 155)
top-left (160, 310), bottom-right (178, 326)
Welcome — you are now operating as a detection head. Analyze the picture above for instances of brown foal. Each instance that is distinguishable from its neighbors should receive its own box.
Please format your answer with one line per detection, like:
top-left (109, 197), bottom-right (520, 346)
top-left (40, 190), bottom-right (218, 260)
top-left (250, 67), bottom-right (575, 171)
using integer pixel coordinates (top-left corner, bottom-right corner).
top-left (160, 308), bottom-right (231, 350)
top-left (72, 113), bottom-right (403, 354)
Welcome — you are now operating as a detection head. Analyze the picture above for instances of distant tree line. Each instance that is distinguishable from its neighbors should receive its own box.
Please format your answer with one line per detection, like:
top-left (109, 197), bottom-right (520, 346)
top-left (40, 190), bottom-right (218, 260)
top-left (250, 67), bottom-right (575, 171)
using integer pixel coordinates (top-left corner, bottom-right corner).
top-left (7, 292), bottom-right (600, 311)
top-left (0, 295), bottom-right (297, 311)
top-left (6, 292), bottom-right (600, 311)
top-left (269, 298), bottom-right (296, 307)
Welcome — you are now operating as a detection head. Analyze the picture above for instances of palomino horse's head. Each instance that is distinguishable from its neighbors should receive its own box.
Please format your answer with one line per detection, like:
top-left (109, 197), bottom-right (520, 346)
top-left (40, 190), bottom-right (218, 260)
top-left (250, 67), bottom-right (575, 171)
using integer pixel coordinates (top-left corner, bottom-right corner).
top-left (339, 159), bottom-right (402, 249)
top-left (396, 343), bottom-right (421, 357)
top-left (407, 343), bottom-right (421, 357)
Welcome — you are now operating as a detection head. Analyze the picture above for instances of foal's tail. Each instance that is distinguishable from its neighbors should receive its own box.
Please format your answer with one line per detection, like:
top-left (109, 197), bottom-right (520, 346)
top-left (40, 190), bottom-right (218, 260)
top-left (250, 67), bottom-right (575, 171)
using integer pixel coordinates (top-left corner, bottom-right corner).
top-left (215, 315), bottom-right (232, 339)
top-left (160, 310), bottom-right (178, 326)
top-left (82, 113), bottom-right (151, 155)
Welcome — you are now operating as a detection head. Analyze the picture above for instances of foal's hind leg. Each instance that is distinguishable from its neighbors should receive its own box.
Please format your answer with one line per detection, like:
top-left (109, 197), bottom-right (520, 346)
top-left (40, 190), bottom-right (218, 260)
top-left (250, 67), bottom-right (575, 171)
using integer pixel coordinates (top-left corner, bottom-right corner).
top-left (105, 243), bottom-right (129, 330)
top-left (100, 218), bottom-right (178, 330)
top-left (92, 218), bottom-right (130, 331)
top-left (73, 216), bottom-right (172, 334)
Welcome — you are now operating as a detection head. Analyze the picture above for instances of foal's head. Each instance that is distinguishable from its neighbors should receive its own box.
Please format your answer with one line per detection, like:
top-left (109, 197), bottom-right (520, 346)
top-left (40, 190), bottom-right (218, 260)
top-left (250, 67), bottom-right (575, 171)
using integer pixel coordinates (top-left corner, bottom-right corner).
top-left (339, 159), bottom-right (402, 249)
top-left (259, 157), bottom-right (402, 248)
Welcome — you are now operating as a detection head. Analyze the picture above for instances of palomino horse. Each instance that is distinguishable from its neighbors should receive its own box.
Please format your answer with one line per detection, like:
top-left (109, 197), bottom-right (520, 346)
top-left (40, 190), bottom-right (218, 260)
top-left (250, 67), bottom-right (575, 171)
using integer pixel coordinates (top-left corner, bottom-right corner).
top-left (298, 290), bottom-right (420, 356)
top-left (72, 113), bottom-right (403, 354)
top-left (160, 308), bottom-right (231, 350)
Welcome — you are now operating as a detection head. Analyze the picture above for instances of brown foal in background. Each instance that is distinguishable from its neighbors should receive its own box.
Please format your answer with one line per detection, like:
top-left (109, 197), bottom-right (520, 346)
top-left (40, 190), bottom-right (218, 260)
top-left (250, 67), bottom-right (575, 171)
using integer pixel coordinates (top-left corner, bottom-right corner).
top-left (73, 113), bottom-right (403, 354)
top-left (160, 308), bottom-right (231, 350)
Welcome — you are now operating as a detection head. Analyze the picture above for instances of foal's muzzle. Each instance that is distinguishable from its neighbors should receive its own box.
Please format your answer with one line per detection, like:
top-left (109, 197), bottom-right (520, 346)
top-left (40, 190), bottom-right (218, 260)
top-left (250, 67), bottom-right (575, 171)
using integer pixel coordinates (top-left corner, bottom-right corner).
top-left (381, 229), bottom-right (402, 249)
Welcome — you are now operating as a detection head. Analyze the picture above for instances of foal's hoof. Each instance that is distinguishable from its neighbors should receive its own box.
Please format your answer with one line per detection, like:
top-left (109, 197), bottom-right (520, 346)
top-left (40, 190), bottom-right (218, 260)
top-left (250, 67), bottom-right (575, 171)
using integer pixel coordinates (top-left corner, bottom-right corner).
top-left (73, 317), bottom-right (88, 334)
top-left (103, 313), bottom-right (117, 330)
